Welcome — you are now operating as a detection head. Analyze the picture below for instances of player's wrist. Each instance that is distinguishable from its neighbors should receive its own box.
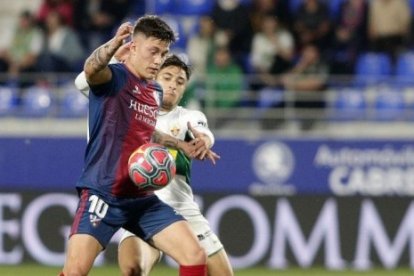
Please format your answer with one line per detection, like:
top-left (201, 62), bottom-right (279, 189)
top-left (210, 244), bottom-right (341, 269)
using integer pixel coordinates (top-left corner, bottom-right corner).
top-left (175, 139), bottom-right (181, 150)
top-left (109, 38), bottom-right (123, 53)
top-left (201, 135), bottom-right (212, 149)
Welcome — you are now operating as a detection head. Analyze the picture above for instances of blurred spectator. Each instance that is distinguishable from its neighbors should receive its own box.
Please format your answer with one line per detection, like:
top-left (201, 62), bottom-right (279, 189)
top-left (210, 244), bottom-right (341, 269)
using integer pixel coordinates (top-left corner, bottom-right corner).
top-left (281, 44), bottom-right (328, 129)
top-left (331, 0), bottom-right (368, 76)
top-left (206, 47), bottom-right (244, 108)
top-left (251, 14), bottom-right (294, 75)
top-left (36, 0), bottom-right (74, 27)
top-left (293, 0), bottom-right (331, 52)
top-left (210, 0), bottom-right (254, 71)
top-left (0, 11), bottom-right (43, 77)
top-left (73, 0), bottom-right (130, 51)
top-left (249, 0), bottom-right (291, 32)
top-left (368, 0), bottom-right (411, 62)
top-left (187, 16), bottom-right (216, 82)
top-left (36, 11), bottom-right (84, 72)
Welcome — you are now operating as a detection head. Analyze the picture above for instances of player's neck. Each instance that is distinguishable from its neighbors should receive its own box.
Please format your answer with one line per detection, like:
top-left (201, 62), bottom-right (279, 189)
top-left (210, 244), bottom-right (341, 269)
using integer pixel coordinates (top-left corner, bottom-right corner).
top-left (124, 61), bottom-right (149, 80)
top-left (160, 105), bottom-right (177, 113)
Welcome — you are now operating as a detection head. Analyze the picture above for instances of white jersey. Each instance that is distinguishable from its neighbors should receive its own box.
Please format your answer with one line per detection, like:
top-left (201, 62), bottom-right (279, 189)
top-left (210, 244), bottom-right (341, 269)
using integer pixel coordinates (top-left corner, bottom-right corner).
top-left (155, 106), bottom-right (214, 220)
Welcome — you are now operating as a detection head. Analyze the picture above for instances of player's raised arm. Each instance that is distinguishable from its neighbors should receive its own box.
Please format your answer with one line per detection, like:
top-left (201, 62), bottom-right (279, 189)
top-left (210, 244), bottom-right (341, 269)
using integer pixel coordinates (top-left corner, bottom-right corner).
top-left (84, 22), bottom-right (132, 85)
top-left (75, 42), bottom-right (132, 97)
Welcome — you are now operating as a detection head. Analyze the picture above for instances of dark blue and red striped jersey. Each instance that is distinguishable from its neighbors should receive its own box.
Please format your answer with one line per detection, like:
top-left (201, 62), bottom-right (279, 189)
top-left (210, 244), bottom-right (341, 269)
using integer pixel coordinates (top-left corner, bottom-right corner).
top-left (77, 63), bottom-right (163, 198)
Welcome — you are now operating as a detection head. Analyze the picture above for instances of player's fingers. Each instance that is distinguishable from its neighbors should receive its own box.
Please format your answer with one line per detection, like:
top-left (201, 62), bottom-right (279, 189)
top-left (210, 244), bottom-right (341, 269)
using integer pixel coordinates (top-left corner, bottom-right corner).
top-left (126, 24), bottom-right (133, 32)
top-left (207, 154), bottom-right (215, 165)
top-left (195, 142), bottom-right (209, 156)
top-left (121, 41), bottom-right (132, 49)
top-left (120, 34), bottom-right (131, 43)
top-left (193, 148), bottom-right (204, 158)
top-left (117, 23), bottom-right (128, 34)
top-left (208, 149), bottom-right (220, 160)
top-left (206, 151), bottom-right (220, 165)
top-left (121, 22), bottom-right (133, 31)
top-left (191, 146), bottom-right (205, 159)
top-left (199, 149), bottom-right (208, 160)
top-left (116, 23), bottom-right (133, 40)
top-left (209, 151), bottom-right (220, 160)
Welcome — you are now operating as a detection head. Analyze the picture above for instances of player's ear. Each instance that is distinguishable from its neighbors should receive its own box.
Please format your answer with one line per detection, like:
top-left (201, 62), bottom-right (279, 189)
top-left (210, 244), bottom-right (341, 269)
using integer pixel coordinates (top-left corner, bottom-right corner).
top-left (129, 40), bottom-right (137, 53)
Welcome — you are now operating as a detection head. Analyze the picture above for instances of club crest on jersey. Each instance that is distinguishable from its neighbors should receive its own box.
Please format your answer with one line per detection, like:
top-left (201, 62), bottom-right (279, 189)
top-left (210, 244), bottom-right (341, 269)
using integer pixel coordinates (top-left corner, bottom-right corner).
top-left (89, 214), bottom-right (102, 227)
top-left (170, 125), bottom-right (180, 137)
top-left (132, 85), bottom-right (141, 95)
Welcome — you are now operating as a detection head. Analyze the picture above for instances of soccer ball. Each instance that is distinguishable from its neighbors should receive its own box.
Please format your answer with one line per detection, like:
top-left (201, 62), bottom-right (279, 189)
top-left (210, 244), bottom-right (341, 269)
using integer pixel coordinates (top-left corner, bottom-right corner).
top-left (128, 143), bottom-right (176, 191)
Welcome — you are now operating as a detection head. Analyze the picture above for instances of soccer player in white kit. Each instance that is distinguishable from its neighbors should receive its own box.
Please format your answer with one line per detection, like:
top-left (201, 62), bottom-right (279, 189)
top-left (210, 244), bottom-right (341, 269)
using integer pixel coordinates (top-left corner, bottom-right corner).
top-left (75, 54), bottom-right (233, 276)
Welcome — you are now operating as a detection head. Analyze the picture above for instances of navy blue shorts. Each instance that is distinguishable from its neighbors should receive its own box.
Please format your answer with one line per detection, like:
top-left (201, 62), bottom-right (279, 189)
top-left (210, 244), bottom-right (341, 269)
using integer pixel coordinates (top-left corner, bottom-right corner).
top-left (70, 189), bottom-right (184, 248)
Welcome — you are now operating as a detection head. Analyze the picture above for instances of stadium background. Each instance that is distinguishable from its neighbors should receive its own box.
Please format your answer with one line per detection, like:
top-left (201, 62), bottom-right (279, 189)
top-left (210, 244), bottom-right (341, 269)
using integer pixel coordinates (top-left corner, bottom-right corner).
top-left (1, 0), bottom-right (414, 274)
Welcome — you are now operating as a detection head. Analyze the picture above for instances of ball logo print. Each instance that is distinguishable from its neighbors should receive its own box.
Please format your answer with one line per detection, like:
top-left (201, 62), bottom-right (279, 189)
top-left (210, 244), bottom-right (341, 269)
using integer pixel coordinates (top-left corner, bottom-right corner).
top-left (128, 143), bottom-right (176, 190)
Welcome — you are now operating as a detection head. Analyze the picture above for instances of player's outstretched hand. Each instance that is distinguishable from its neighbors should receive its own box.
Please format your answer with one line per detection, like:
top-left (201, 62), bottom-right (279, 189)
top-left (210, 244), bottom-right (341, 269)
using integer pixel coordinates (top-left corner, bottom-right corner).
top-left (204, 149), bottom-right (221, 165)
top-left (187, 122), bottom-right (220, 164)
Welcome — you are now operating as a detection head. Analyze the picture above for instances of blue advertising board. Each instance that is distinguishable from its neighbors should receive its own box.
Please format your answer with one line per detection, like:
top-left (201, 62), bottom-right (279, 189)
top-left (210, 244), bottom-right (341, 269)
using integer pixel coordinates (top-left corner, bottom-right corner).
top-left (1, 137), bottom-right (414, 196)
top-left (0, 137), bottom-right (85, 191)
top-left (192, 138), bottom-right (414, 196)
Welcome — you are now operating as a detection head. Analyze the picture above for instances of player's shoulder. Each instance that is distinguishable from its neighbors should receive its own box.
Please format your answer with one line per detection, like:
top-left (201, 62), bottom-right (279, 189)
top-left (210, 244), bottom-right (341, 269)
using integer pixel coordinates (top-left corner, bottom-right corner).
top-left (177, 106), bottom-right (206, 118)
top-left (109, 62), bottom-right (125, 71)
top-left (108, 63), bottom-right (128, 79)
top-left (178, 106), bottom-right (209, 128)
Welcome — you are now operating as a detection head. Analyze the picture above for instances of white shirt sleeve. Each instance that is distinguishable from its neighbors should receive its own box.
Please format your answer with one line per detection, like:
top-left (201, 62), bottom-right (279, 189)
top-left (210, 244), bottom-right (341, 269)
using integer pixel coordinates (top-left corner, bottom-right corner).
top-left (74, 71), bottom-right (89, 97)
top-left (185, 110), bottom-right (215, 147)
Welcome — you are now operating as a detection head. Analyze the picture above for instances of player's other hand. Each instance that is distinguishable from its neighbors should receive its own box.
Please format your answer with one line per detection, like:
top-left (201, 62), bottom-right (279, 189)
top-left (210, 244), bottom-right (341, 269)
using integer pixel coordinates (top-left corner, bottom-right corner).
top-left (179, 139), bottom-right (220, 165)
top-left (187, 122), bottom-right (220, 164)
top-left (203, 149), bottom-right (220, 165)
top-left (114, 42), bottom-right (131, 63)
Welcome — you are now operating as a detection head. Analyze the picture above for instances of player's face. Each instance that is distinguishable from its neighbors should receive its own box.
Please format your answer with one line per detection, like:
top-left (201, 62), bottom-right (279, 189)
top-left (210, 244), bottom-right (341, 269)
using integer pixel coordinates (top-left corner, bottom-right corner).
top-left (156, 66), bottom-right (188, 110)
top-left (129, 34), bottom-right (170, 79)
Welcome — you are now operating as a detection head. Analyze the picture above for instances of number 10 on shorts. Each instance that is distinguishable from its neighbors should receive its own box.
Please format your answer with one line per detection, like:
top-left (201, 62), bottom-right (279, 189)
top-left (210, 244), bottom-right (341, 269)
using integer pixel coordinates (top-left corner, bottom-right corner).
top-left (88, 195), bottom-right (108, 218)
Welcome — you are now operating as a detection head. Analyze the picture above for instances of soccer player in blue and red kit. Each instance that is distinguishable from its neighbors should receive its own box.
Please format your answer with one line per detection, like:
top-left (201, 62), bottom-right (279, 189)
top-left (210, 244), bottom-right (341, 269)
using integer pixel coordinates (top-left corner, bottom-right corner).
top-left (60, 16), bottom-right (207, 276)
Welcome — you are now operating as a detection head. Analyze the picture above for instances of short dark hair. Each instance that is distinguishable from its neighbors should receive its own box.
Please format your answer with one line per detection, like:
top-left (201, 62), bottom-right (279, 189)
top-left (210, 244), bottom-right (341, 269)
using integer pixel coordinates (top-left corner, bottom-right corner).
top-left (160, 54), bottom-right (192, 80)
top-left (133, 15), bottom-right (176, 43)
